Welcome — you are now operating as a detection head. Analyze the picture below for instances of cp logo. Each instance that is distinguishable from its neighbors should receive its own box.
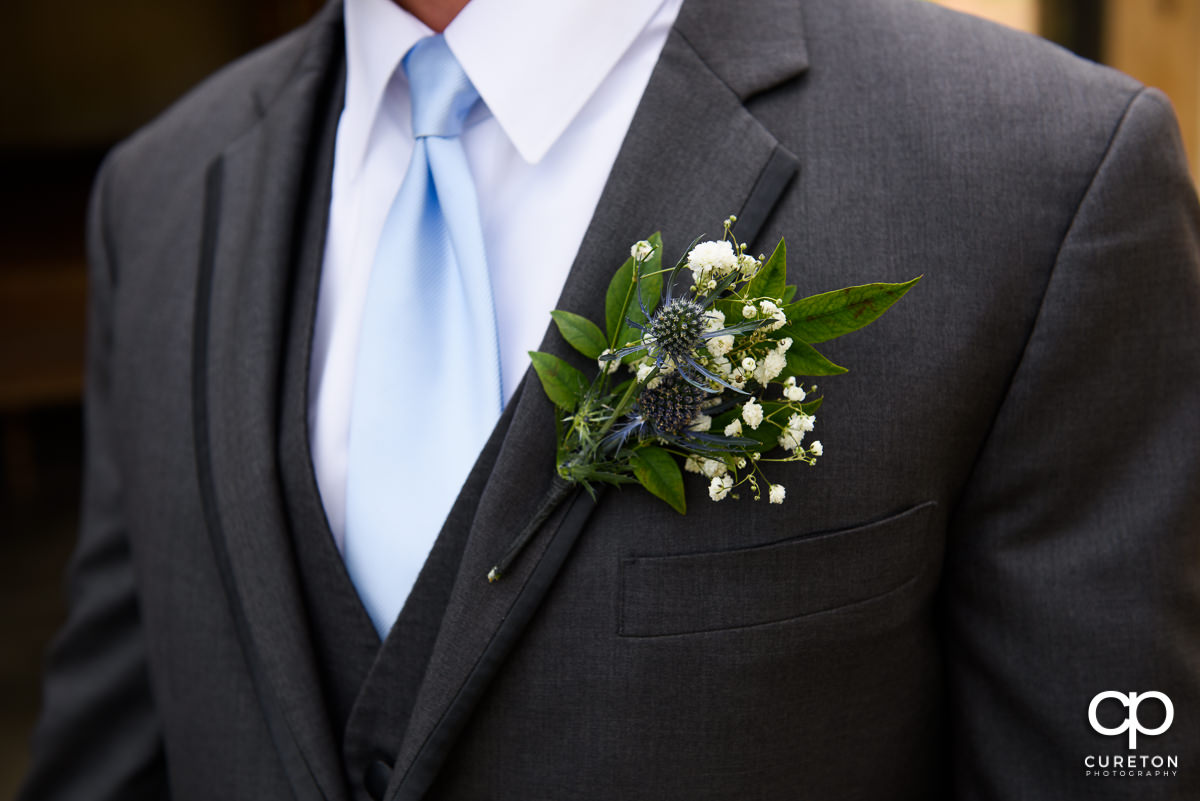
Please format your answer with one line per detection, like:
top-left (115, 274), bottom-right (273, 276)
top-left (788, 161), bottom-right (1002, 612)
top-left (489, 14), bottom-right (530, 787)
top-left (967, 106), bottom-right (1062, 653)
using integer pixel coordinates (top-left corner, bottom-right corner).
top-left (1088, 691), bottom-right (1174, 749)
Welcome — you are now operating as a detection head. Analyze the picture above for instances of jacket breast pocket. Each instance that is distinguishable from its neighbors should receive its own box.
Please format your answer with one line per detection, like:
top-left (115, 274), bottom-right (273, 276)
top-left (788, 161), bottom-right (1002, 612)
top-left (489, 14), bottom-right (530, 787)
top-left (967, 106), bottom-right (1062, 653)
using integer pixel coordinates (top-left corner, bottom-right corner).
top-left (617, 500), bottom-right (937, 637)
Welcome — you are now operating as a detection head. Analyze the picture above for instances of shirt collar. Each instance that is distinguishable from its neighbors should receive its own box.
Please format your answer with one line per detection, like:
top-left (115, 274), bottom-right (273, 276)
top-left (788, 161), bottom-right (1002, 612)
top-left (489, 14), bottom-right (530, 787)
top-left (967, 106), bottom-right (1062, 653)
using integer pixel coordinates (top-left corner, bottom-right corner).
top-left (343, 0), bottom-right (667, 171)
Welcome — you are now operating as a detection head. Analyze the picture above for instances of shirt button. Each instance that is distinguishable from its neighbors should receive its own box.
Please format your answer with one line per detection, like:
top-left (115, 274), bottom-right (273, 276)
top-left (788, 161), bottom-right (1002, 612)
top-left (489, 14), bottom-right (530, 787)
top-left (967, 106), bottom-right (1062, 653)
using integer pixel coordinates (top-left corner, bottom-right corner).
top-left (364, 758), bottom-right (391, 801)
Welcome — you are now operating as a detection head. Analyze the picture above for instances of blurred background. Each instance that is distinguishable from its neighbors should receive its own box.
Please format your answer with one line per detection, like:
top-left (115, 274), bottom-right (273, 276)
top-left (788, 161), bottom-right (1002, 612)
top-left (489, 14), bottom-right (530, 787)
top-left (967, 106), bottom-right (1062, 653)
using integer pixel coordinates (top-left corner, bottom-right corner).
top-left (0, 0), bottom-right (1197, 796)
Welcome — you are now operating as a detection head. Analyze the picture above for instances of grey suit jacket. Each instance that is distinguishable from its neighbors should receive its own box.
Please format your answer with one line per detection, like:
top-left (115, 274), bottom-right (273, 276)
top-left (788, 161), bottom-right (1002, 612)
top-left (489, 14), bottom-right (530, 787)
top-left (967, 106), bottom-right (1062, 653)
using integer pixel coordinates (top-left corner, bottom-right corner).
top-left (22, 0), bottom-right (1200, 799)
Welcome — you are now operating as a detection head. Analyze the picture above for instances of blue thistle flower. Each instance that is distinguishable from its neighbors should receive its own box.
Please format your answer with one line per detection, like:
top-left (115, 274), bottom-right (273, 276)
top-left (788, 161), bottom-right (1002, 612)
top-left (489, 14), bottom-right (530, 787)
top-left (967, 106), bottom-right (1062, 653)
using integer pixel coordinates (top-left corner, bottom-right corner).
top-left (601, 239), bottom-right (768, 393)
top-left (637, 374), bottom-right (708, 434)
top-left (600, 376), bottom-right (761, 456)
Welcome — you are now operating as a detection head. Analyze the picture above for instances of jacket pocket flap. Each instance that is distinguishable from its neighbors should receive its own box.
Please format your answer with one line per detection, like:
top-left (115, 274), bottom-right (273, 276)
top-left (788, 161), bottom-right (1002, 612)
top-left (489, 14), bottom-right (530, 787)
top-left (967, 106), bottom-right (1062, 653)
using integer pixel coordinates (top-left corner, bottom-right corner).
top-left (619, 500), bottom-right (937, 637)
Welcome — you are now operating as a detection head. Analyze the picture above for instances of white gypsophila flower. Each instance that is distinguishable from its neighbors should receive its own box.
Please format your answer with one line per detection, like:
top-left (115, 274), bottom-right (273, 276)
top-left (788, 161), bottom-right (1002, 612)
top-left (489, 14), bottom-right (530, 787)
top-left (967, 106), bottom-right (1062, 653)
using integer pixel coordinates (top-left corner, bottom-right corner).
top-left (741, 356), bottom-right (757, 372)
top-left (709, 474), bottom-right (734, 501)
top-left (759, 350), bottom-right (786, 383)
top-left (689, 414), bottom-right (713, 433)
top-left (778, 337), bottom-right (793, 352)
top-left (788, 412), bottom-right (816, 433)
top-left (684, 455), bottom-right (704, 474)
top-left (742, 304), bottom-right (757, 319)
top-left (701, 458), bottom-right (728, 478)
top-left (736, 457), bottom-right (747, 469)
top-left (630, 239), bottom-right (654, 261)
top-left (687, 240), bottom-right (738, 280)
top-left (729, 368), bottom-right (747, 390)
top-left (706, 334), bottom-right (734, 358)
top-left (636, 362), bottom-right (655, 383)
top-left (742, 397), bottom-right (764, 429)
top-left (704, 309), bottom-right (726, 333)
top-left (724, 419), bottom-right (743, 437)
top-left (759, 299), bottom-right (786, 331)
top-left (769, 484), bottom-right (786, 504)
top-left (738, 254), bottom-right (760, 278)
top-left (783, 376), bottom-right (806, 402)
top-left (778, 427), bottom-right (805, 451)
top-left (598, 350), bottom-right (619, 375)
top-left (810, 440), bottom-right (823, 457)
top-left (711, 354), bottom-right (732, 377)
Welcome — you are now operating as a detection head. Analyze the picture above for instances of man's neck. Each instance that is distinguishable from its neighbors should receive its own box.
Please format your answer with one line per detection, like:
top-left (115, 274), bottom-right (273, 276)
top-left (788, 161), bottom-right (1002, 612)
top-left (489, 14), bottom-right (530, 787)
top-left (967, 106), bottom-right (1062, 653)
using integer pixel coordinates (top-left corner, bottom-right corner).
top-left (397, 0), bottom-right (470, 33)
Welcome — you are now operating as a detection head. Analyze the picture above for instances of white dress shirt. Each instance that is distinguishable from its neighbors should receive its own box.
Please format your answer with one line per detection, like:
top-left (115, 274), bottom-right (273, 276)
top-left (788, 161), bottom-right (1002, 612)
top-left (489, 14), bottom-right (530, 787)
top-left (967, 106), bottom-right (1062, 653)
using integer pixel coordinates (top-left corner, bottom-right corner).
top-left (308, 0), bottom-right (684, 550)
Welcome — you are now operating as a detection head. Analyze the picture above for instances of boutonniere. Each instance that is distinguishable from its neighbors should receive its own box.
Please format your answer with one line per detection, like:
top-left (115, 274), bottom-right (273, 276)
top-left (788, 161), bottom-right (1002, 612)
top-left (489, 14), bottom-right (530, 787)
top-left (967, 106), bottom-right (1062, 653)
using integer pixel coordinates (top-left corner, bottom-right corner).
top-left (488, 216), bottom-right (918, 581)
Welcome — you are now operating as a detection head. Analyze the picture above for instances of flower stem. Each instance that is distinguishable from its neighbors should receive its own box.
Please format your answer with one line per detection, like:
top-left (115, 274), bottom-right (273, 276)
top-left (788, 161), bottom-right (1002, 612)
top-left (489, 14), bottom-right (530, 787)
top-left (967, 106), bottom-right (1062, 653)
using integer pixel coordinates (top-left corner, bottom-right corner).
top-left (588, 258), bottom-right (647, 445)
top-left (595, 377), bottom-right (640, 440)
top-left (487, 476), bottom-right (577, 583)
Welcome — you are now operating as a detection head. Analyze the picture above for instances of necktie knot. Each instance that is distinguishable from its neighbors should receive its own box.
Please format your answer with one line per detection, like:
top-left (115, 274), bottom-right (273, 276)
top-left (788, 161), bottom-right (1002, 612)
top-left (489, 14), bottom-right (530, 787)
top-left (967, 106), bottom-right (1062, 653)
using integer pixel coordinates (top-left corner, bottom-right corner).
top-left (404, 35), bottom-right (479, 139)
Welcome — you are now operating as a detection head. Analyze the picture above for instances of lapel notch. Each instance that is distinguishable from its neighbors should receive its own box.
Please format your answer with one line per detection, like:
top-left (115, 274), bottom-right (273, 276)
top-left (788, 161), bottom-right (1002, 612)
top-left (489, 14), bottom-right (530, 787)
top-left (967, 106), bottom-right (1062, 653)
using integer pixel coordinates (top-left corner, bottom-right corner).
top-left (674, 0), bottom-right (808, 101)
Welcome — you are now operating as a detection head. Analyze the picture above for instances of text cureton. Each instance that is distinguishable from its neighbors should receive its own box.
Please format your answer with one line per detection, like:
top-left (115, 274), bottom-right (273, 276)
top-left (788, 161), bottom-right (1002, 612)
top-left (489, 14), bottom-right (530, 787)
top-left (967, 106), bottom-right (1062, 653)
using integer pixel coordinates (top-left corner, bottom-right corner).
top-left (1085, 755), bottom-right (1179, 768)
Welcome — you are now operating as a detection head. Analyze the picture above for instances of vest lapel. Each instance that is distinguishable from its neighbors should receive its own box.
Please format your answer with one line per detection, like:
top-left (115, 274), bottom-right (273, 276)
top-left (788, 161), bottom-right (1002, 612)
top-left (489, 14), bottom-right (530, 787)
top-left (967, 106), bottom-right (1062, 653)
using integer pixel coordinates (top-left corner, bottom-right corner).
top-left (388, 1), bottom-right (807, 797)
top-left (192, 4), bottom-right (348, 799)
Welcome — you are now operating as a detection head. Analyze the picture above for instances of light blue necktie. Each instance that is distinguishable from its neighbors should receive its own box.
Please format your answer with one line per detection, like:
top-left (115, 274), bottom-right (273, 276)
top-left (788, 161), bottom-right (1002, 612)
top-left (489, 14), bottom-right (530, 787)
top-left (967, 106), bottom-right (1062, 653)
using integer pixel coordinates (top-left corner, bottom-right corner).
top-left (344, 35), bottom-right (503, 638)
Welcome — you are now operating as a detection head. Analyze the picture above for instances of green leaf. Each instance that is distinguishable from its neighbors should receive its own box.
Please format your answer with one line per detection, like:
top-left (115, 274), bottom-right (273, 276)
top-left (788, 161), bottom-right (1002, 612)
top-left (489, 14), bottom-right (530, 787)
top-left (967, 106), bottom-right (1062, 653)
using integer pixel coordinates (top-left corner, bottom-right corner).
top-left (745, 238), bottom-right (787, 302)
top-left (712, 408), bottom-right (777, 453)
top-left (784, 341), bottom-right (848, 377)
top-left (529, 351), bottom-right (587, 411)
top-left (605, 256), bottom-right (636, 342)
top-left (630, 445), bottom-right (686, 514)
top-left (550, 310), bottom-right (607, 360)
top-left (743, 425), bottom-right (780, 453)
top-left (714, 296), bottom-right (745, 325)
top-left (722, 244), bottom-right (793, 325)
top-left (710, 409), bottom-right (738, 433)
top-left (604, 233), bottom-right (664, 358)
top-left (781, 276), bottom-right (922, 344)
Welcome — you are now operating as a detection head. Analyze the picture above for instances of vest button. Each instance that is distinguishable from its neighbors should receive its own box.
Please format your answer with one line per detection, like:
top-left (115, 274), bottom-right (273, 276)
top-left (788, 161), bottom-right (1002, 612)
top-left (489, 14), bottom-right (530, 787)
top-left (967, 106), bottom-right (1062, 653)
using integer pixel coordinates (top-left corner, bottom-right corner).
top-left (364, 758), bottom-right (391, 801)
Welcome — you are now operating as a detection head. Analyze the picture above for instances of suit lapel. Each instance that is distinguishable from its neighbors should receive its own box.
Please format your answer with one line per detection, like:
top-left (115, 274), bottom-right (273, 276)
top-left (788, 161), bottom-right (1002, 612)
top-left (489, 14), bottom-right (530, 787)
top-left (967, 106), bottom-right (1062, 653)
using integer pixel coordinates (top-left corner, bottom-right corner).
top-left (389, 1), bottom-right (806, 797)
top-left (192, 4), bottom-right (347, 799)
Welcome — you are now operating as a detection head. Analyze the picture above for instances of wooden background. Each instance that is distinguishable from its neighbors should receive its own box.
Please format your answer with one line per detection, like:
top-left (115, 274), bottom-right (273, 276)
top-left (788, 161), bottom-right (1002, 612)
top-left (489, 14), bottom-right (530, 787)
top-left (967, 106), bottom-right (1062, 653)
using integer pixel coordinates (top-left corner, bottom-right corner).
top-left (943, 0), bottom-right (1199, 183)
